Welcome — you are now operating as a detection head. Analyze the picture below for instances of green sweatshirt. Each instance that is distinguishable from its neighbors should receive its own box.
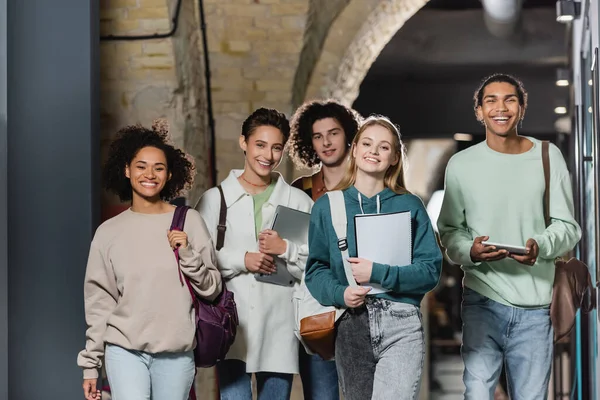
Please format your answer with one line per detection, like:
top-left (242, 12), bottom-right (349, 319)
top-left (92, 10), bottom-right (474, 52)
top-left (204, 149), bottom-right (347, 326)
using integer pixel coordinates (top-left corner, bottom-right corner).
top-left (437, 138), bottom-right (581, 307)
top-left (305, 186), bottom-right (442, 308)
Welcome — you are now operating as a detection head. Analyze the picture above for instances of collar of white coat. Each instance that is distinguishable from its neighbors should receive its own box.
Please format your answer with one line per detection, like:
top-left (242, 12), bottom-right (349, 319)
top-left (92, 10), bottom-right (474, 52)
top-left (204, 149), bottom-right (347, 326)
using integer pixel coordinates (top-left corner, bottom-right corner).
top-left (220, 169), bottom-right (292, 208)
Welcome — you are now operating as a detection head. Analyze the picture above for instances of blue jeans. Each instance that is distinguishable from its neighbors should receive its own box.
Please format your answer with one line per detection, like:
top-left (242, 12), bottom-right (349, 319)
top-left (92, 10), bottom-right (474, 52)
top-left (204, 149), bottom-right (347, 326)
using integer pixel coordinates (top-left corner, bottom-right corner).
top-left (298, 345), bottom-right (339, 400)
top-left (104, 343), bottom-right (195, 400)
top-left (216, 359), bottom-right (293, 400)
top-left (461, 288), bottom-right (553, 400)
top-left (336, 298), bottom-right (424, 400)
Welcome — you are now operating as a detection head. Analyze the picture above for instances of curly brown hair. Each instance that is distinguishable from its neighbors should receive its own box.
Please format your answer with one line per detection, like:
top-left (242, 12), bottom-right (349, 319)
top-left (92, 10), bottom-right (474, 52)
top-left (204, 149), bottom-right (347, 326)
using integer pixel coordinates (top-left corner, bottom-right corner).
top-left (103, 121), bottom-right (195, 202)
top-left (288, 100), bottom-right (362, 169)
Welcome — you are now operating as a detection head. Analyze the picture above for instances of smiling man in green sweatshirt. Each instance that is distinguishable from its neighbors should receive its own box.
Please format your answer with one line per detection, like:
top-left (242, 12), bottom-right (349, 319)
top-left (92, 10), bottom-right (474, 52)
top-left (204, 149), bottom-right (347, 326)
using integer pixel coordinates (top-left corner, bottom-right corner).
top-left (437, 73), bottom-right (581, 400)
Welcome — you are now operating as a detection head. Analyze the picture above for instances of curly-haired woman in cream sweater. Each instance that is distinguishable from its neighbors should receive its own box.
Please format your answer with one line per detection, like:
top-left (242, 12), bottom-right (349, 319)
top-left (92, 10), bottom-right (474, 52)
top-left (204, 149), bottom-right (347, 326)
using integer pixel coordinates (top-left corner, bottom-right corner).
top-left (77, 121), bottom-right (222, 400)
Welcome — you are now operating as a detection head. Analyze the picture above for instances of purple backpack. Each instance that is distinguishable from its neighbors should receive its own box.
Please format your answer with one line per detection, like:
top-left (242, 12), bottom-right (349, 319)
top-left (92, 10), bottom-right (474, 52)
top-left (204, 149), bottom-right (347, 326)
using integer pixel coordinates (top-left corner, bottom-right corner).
top-left (170, 205), bottom-right (238, 368)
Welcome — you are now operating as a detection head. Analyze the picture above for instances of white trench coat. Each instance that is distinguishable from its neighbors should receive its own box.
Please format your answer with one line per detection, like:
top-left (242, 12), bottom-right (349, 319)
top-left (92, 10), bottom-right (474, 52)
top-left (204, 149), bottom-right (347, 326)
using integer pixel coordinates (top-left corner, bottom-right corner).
top-left (195, 170), bottom-right (313, 374)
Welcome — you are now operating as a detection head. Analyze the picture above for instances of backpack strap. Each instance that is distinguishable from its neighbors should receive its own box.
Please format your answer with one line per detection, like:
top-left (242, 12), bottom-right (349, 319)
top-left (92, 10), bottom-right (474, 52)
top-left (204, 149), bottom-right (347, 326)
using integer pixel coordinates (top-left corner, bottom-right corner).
top-left (541, 141), bottom-right (551, 228)
top-left (326, 191), bottom-right (358, 288)
top-left (170, 206), bottom-right (191, 285)
top-left (216, 185), bottom-right (227, 251)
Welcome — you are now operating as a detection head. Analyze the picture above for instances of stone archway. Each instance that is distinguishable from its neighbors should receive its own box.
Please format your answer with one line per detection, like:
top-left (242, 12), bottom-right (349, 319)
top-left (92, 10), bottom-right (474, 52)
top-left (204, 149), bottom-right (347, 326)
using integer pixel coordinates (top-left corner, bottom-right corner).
top-left (289, 0), bottom-right (430, 180)
top-left (296, 0), bottom-right (430, 108)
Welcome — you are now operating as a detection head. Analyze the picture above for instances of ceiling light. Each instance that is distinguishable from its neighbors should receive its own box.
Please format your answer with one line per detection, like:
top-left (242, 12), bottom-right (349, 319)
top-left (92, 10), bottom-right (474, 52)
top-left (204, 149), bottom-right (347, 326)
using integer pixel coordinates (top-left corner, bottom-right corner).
top-left (589, 106), bottom-right (593, 114)
top-left (589, 79), bottom-right (593, 86)
top-left (556, 1), bottom-right (581, 23)
top-left (554, 106), bottom-right (568, 114)
top-left (556, 68), bottom-right (569, 86)
top-left (454, 133), bottom-right (473, 141)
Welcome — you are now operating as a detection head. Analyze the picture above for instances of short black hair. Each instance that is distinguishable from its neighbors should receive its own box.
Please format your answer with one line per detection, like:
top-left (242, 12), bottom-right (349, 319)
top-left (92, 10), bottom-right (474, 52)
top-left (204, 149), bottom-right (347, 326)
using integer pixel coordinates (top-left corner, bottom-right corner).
top-left (288, 100), bottom-right (362, 169)
top-left (241, 107), bottom-right (290, 142)
top-left (103, 122), bottom-right (195, 202)
top-left (473, 73), bottom-right (528, 119)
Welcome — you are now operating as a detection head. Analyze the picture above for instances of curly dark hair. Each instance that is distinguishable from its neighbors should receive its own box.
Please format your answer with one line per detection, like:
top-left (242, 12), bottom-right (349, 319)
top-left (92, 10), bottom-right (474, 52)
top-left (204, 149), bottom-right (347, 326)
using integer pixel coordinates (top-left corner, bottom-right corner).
top-left (288, 100), bottom-right (362, 169)
top-left (242, 107), bottom-right (291, 142)
top-left (473, 73), bottom-right (528, 120)
top-left (103, 121), bottom-right (195, 202)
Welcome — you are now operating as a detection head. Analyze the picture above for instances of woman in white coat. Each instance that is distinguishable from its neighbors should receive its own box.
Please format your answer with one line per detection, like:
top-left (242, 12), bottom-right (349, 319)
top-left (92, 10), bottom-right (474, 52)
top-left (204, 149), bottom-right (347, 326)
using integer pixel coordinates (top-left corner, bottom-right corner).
top-left (195, 108), bottom-right (313, 400)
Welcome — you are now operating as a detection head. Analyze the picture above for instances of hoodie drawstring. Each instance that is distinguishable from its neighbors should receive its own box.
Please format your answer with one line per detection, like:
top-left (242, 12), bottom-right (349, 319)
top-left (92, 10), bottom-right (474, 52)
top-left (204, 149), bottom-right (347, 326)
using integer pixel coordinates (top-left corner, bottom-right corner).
top-left (357, 192), bottom-right (381, 214)
top-left (358, 192), bottom-right (365, 214)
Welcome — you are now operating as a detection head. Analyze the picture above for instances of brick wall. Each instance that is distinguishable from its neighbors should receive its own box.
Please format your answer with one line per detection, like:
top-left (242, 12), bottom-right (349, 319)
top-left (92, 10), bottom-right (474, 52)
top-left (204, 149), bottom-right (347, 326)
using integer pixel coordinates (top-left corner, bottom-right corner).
top-left (203, 0), bottom-right (309, 183)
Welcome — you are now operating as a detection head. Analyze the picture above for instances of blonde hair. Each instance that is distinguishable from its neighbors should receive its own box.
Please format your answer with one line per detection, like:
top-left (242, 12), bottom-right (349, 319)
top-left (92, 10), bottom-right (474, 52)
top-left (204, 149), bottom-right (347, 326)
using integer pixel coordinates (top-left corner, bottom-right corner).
top-left (335, 115), bottom-right (408, 194)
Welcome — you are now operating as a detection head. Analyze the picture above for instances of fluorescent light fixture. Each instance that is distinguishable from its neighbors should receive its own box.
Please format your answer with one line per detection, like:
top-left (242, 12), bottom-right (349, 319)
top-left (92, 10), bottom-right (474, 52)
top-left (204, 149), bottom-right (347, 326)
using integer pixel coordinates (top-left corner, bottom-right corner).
top-left (554, 106), bottom-right (568, 114)
top-left (556, 68), bottom-right (569, 86)
top-left (454, 133), bottom-right (473, 141)
top-left (556, 1), bottom-right (581, 23)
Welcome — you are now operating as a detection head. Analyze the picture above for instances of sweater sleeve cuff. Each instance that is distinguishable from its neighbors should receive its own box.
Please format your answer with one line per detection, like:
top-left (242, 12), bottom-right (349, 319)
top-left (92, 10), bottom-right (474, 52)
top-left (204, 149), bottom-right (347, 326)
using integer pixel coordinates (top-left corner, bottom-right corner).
top-left (334, 285), bottom-right (347, 308)
top-left (279, 239), bottom-right (295, 262)
top-left (531, 234), bottom-right (550, 259)
top-left (83, 368), bottom-right (99, 380)
top-left (218, 248), bottom-right (248, 275)
top-left (455, 241), bottom-right (480, 268)
top-left (370, 262), bottom-right (386, 284)
top-left (177, 244), bottom-right (194, 261)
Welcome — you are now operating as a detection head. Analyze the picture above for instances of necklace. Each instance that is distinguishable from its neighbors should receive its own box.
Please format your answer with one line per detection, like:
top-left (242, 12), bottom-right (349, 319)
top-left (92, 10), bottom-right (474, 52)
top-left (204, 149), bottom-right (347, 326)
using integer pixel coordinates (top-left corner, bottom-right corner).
top-left (241, 174), bottom-right (270, 187)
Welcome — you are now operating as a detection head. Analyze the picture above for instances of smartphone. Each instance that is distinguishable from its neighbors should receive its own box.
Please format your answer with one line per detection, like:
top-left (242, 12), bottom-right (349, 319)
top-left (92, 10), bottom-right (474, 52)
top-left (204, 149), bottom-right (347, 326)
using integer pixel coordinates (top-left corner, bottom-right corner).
top-left (481, 241), bottom-right (528, 255)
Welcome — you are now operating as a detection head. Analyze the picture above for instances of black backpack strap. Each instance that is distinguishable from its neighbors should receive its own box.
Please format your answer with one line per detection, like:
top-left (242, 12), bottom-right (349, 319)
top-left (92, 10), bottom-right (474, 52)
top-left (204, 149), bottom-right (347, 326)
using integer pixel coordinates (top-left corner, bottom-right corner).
top-left (216, 185), bottom-right (227, 251)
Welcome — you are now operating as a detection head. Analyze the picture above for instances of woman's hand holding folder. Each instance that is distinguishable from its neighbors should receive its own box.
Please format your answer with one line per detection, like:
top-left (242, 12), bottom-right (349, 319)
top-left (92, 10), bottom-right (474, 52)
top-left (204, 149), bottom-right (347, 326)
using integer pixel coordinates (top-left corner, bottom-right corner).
top-left (344, 286), bottom-right (371, 308)
top-left (348, 257), bottom-right (373, 284)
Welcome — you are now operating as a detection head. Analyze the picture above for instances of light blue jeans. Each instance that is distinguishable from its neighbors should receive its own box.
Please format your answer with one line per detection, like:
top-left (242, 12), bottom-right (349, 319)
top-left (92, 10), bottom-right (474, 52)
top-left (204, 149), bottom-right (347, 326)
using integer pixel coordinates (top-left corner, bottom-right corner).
top-left (336, 298), bottom-right (424, 400)
top-left (462, 288), bottom-right (553, 400)
top-left (104, 343), bottom-right (195, 400)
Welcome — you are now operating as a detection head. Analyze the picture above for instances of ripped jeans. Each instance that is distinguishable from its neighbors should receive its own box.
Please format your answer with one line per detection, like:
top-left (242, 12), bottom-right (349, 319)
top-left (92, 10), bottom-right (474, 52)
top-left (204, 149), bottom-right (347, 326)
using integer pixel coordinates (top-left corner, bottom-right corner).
top-left (335, 298), bottom-right (424, 400)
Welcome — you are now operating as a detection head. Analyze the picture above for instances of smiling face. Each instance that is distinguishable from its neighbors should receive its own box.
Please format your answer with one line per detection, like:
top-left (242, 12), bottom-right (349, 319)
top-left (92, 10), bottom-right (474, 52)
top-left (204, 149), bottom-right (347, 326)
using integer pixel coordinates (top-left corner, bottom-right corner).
top-left (239, 125), bottom-right (285, 179)
top-left (353, 124), bottom-right (399, 177)
top-left (311, 117), bottom-right (348, 167)
top-left (125, 146), bottom-right (170, 202)
top-left (477, 81), bottom-right (523, 138)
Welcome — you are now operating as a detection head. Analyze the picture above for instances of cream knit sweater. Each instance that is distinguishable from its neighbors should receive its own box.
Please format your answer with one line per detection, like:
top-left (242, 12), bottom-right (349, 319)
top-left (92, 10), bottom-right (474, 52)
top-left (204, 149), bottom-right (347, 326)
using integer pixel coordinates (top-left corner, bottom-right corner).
top-left (77, 207), bottom-right (222, 379)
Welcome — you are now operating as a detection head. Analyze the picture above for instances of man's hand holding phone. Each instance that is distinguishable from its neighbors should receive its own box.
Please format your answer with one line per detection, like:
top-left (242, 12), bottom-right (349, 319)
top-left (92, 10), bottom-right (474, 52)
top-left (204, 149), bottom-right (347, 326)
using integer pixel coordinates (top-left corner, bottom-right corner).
top-left (470, 236), bottom-right (509, 262)
top-left (509, 238), bottom-right (539, 266)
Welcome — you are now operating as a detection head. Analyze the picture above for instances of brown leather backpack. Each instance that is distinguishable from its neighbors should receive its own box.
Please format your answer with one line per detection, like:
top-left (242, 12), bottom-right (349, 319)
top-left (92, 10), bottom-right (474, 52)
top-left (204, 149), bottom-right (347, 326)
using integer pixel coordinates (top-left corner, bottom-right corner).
top-left (542, 141), bottom-right (595, 343)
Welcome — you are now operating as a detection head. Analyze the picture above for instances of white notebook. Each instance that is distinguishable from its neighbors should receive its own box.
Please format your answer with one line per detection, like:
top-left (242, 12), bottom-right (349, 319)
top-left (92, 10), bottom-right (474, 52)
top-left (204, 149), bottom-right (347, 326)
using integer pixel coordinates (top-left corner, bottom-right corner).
top-left (354, 211), bottom-right (412, 295)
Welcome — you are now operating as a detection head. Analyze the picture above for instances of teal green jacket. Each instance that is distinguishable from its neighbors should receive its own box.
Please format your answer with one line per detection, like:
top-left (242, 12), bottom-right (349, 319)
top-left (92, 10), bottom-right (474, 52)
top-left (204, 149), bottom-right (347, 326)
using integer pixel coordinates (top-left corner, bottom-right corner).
top-left (305, 186), bottom-right (442, 308)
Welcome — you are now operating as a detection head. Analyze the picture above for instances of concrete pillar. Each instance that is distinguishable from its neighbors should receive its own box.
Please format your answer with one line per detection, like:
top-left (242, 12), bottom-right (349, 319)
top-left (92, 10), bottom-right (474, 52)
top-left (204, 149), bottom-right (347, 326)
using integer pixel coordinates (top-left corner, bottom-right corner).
top-left (0, 0), bottom-right (7, 398)
top-left (6, 0), bottom-right (99, 398)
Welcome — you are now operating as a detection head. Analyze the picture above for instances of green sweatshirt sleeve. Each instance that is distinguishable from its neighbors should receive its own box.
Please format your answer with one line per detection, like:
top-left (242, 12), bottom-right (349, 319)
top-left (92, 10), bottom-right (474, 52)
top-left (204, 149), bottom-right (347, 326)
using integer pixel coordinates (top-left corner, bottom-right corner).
top-left (437, 160), bottom-right (478, 267)
top-left (305, 199), bottom-right (347, 308)
top-left (532, 147), bottom-right (581, 259)
top-left (370, 205), bottom-right (442, 294)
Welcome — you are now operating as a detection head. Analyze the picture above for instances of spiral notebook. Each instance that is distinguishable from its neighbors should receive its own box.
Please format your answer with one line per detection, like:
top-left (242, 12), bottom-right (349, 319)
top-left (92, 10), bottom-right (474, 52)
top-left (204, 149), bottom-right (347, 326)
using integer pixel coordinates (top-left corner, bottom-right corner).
top-left (354, 211), bottom-right (412, 295)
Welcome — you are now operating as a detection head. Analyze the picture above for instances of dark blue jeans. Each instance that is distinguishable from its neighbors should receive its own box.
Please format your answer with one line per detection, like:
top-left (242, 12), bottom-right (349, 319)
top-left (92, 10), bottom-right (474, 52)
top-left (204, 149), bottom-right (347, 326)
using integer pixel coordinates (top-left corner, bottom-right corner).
top-left (298, 345), bottom-right (339, 400)
top-left (216, 359), bottom-right (293, 400)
